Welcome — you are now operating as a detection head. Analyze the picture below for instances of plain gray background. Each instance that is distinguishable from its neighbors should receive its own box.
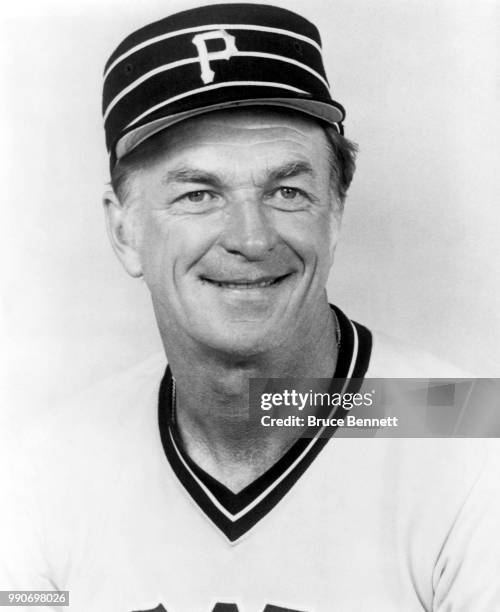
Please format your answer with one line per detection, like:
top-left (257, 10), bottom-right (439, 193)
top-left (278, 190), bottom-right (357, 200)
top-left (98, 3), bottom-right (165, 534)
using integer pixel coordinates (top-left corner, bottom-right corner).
top-left (1, 0), bottom-right (499, 419)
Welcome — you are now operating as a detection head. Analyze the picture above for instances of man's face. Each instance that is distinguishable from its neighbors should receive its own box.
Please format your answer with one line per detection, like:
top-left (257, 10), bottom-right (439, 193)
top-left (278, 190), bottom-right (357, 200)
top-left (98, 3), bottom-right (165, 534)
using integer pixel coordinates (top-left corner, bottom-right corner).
top-left (124, 109), bottom-right (341, 355)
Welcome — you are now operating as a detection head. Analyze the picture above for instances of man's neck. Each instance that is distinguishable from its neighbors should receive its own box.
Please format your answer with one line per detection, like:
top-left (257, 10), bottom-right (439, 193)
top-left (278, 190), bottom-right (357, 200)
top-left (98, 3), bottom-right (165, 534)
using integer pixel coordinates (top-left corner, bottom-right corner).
top-left (164, 302), bottom-right (339, 492)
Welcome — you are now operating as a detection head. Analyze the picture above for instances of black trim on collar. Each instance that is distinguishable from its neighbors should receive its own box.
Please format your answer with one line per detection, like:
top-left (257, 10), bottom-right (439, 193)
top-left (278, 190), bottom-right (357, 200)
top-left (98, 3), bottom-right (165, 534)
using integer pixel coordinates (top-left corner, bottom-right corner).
top-left (350, 320), bottom-right (373, 379)
top-left (158, 303), bottom-right (372, 542)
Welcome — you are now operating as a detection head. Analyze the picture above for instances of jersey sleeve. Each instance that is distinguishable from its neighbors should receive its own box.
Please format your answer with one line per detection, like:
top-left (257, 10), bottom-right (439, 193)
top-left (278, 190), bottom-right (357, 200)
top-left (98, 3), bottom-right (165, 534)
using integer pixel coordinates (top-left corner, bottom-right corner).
top-left (432, 439), bottom-right (500, 610)
top-left (0, 434), bottom-right (54, 590)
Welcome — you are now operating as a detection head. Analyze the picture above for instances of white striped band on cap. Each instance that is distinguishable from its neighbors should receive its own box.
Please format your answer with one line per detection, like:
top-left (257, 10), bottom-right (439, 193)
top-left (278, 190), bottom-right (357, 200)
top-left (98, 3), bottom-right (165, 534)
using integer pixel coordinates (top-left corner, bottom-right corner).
top-left (103, 51), bottom-right (330, 123)
top-left (103, 23), bottom-right (322, 82)
top-left (126, 80), bottom-right (309, 128)
top-left (102, 3), bottom-right (346, 167)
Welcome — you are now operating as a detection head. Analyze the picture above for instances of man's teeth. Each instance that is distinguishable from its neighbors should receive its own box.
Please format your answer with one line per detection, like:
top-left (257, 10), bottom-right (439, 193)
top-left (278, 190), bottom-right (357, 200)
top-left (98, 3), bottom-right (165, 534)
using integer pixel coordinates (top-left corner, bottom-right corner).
top-left (210, 279), bottom-right (277, 289)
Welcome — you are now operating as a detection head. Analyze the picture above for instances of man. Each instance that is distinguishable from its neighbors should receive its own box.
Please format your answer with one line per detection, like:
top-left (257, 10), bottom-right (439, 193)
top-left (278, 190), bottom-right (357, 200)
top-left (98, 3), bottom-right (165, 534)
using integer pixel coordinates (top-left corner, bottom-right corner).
top-left (1, 4), bottom-right (499, 611)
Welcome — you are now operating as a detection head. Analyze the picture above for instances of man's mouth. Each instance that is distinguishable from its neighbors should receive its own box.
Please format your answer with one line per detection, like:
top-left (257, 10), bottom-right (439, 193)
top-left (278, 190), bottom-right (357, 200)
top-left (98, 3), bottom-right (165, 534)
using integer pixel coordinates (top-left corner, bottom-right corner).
top-left (200, 273), bottom-right (292, 289)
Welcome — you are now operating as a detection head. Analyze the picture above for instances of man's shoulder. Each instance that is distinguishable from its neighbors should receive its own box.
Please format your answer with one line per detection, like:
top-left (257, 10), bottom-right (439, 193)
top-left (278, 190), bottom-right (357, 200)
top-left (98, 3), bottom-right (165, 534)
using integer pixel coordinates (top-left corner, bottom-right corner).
top-left (4, 352), bottom-right (168, 497)
top-left (65, 352), bottom-right (167, 413)
top-left (365, 328), bottom-right (473, 377)
top-left (19, 352), bottom-right (167, 458)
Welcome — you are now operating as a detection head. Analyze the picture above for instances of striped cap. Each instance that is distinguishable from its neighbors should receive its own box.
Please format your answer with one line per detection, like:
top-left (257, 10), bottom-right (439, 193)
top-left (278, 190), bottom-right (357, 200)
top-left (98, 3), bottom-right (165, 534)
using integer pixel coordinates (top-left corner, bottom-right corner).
top-left (102, 3), bottom-right (346, 168)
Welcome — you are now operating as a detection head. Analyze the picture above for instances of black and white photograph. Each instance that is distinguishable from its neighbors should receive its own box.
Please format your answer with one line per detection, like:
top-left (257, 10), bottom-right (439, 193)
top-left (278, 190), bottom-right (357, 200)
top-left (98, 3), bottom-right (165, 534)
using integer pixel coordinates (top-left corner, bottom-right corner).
top-left (1, 1), bottom-right (500, 610)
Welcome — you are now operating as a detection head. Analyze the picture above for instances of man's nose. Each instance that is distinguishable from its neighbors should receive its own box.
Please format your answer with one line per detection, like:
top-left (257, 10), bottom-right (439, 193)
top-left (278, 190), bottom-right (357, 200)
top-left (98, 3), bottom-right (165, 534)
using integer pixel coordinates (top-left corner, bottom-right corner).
top-left (219, 195), bottom-right (279, 260)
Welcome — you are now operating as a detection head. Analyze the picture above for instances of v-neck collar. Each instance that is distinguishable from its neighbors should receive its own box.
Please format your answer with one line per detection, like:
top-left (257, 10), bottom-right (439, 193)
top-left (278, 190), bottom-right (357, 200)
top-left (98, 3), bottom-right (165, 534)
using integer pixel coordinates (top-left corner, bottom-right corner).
top-left (158, 304), bottom-right (372, 542)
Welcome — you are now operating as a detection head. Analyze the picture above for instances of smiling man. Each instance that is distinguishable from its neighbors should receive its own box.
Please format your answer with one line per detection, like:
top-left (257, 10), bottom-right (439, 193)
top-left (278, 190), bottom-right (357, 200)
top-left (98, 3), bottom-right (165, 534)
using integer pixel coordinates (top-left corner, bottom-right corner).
top-left (104, 107), bottom-right (348, 491)
top-left (2, 3), bottom-right (500, 612)
top-left (106, 110), bottom-right (340, 362)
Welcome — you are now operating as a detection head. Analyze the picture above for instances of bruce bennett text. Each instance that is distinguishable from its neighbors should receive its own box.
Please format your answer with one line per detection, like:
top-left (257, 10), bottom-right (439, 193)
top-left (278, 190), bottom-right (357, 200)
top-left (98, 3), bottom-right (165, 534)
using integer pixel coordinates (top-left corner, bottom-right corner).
top-left (261, 415), bottom-right (399, 428)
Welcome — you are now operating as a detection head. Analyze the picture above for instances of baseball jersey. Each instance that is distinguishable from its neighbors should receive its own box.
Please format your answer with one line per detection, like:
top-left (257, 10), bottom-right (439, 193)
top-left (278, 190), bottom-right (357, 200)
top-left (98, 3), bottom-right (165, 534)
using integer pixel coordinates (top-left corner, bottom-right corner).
top-left (1, 305), bottom-right (499, 611)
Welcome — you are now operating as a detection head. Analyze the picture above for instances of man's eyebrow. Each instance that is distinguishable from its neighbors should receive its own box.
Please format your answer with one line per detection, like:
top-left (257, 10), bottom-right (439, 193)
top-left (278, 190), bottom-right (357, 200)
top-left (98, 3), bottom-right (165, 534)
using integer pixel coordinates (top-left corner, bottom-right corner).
top-left (267, 161), bottom-right (315, 182)
top-left (162, 166), bottom-right (224, 187)
top-left (162, 161), bottom-right (315, 187)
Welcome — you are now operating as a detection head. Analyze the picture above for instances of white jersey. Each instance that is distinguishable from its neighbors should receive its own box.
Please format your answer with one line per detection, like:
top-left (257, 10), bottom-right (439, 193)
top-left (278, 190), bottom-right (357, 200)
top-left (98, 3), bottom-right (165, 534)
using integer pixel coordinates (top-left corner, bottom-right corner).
top-left (1, 306), bottom-right (499, 612)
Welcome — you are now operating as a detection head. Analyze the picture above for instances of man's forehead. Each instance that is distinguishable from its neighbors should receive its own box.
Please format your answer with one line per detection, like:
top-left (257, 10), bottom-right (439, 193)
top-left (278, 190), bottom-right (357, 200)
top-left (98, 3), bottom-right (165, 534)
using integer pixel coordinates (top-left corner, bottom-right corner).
top-left (135, 108), bottom-right (329, 168)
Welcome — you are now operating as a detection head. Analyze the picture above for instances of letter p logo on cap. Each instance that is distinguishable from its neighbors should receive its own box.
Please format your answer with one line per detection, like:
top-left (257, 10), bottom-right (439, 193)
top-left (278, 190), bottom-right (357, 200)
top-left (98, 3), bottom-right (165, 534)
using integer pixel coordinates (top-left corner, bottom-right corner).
top-left (102, 4), bottom-right (346, 168)
top-left (192, 29), bottom-right (238, 84)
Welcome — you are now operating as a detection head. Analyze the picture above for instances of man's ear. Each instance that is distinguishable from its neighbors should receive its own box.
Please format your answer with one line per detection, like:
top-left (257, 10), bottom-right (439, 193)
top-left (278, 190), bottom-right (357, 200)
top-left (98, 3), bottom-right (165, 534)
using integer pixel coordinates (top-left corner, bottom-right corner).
top-left (102, 190), bottom-right (143, 278)
top-left (328, 191), bottom-right (344, 265)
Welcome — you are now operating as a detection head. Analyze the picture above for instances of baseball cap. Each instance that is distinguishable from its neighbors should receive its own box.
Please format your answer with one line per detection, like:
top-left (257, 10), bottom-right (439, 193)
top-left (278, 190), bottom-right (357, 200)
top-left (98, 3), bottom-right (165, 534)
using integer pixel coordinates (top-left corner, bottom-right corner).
top-left (102, 3), bottom-right (346, 168)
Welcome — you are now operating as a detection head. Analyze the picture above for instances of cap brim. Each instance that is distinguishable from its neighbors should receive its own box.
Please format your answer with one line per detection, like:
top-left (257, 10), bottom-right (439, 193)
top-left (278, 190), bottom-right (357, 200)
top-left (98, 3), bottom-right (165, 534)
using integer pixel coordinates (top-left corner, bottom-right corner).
top-left (115, 98), bottom-right (344, 162)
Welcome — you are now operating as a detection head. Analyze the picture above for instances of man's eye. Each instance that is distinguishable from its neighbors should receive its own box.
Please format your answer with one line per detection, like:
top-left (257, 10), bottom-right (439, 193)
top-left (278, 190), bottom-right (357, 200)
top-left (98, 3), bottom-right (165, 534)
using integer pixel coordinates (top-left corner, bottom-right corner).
top-left (278, 187), bottom-right (299, 199)
top-left (172, 189), bottom-right (221, 213)
top-left (185, 190), bottom-right (211, 203)
top-left (265, 186), bottom-right (308, 209)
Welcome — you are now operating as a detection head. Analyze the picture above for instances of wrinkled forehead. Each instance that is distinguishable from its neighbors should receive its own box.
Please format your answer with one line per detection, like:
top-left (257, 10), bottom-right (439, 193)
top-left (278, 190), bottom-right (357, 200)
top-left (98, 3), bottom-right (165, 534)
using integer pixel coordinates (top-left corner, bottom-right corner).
top-left (125, 107), bottom-right (330, 172)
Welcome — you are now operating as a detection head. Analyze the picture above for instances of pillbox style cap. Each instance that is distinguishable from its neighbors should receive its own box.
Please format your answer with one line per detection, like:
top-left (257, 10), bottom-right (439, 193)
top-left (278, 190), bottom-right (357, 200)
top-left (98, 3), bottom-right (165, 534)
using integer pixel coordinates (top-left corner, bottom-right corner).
top-left (102, 3), bottom-right (346, 168)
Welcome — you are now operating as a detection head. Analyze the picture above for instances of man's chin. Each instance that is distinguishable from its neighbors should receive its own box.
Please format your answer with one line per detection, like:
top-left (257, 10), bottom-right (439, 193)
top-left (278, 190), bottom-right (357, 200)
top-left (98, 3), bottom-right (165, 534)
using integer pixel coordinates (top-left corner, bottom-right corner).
top-left (180, 282), bottom-right (298, 355)
top-left (190, 321), bottom-right (284, 358)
